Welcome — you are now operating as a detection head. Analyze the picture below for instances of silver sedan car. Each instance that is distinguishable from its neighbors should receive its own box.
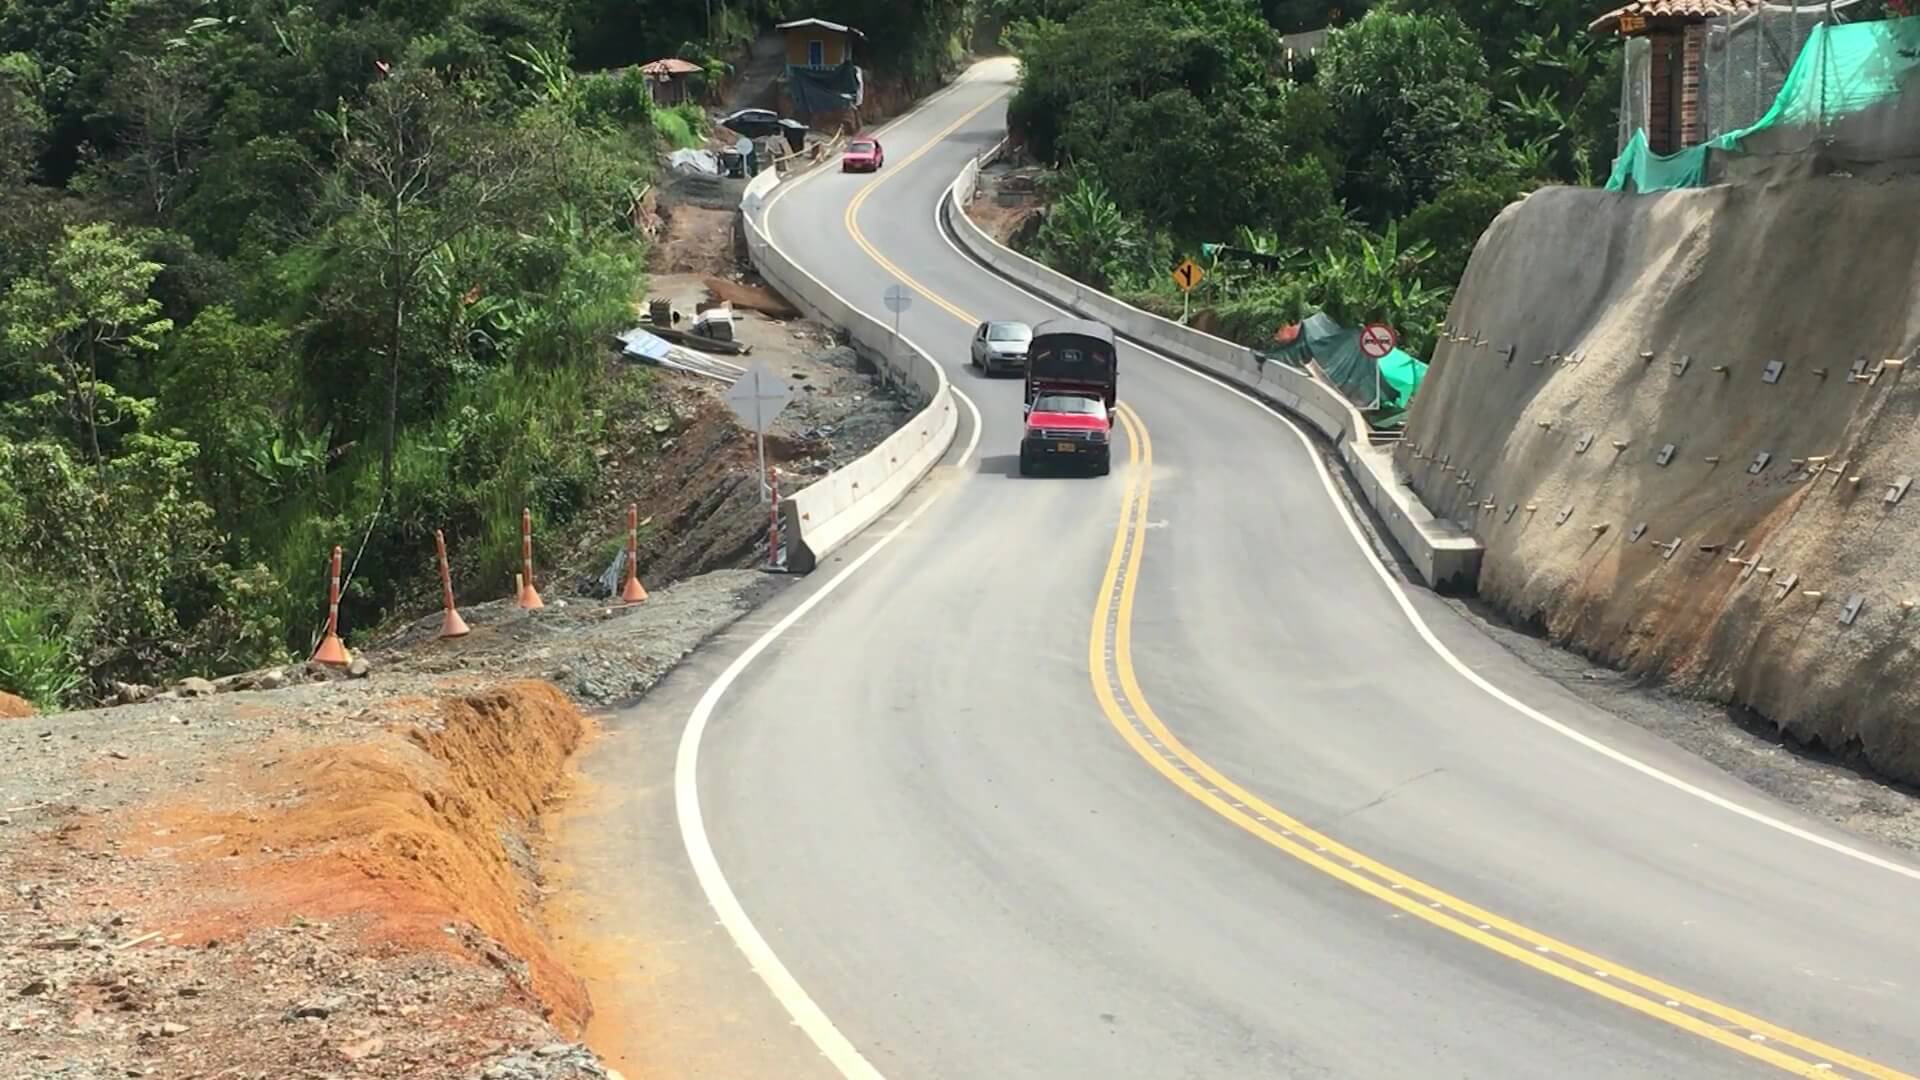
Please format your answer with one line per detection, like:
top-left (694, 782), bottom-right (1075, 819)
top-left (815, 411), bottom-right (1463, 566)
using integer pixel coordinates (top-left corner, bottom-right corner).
top-left (968, 320), bottom-right (1032, 374)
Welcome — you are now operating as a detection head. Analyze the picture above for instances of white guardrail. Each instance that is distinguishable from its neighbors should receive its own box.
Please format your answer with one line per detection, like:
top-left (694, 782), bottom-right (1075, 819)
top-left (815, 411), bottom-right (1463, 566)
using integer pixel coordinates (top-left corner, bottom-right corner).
top-left (944, 148), bottom-right (1482, 592)
top-left (742, 167), bottom-right (960, 574)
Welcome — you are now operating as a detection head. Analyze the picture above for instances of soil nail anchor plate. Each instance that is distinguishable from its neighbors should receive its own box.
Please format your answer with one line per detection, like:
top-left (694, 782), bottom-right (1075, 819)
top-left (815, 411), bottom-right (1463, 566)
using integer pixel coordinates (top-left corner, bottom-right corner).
top-left (1840, 594), bottom-right (1866, 625)
top-left (1655, 443), bottom-right (1677, 466)
top-left (1762, 360), bottom-right (1785, 383)
top-left (1749, 451), bottom-right (1772, 475)
top-left (1627, 522), bottom-right (1648, 543)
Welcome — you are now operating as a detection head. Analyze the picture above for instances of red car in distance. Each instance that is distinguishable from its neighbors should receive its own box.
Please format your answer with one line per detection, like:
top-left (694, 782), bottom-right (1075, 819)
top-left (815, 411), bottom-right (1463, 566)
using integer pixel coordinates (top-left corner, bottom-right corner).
top-left (841, 137), bottom-right (884, 172)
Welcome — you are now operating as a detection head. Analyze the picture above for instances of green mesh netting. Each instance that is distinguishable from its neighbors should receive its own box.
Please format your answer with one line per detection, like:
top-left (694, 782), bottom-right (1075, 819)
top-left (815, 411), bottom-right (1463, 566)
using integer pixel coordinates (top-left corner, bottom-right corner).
top-left (1606, 15), bottom-right (1920, 193)
top-left (1262, 311), bottom-right (1428, 426)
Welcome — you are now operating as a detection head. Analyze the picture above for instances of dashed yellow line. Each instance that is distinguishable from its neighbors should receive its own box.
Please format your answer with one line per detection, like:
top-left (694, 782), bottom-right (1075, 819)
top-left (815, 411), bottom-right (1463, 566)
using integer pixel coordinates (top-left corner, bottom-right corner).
top-left (1095, 403), bottom-right (1909, 1079)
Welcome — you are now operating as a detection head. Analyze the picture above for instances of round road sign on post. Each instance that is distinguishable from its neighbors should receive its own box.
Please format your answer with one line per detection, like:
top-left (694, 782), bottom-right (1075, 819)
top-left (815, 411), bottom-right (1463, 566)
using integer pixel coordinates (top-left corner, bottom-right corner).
top-left (882, 284), bottom-right (913, 388)
top-left (1359, 323), bottom-right (1398, 359)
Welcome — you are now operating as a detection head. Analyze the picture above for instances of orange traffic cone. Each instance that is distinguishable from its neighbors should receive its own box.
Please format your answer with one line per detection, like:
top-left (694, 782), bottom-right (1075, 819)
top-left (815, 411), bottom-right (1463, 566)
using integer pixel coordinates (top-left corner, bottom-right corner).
top-left (517, 508), bottom-right (545, 610)
top-left (435, 530), bottom-right (470, 638)
top-left (621, 504), bottom-right (648, 604)
top-left (312, 545), bottom-right (352, 665)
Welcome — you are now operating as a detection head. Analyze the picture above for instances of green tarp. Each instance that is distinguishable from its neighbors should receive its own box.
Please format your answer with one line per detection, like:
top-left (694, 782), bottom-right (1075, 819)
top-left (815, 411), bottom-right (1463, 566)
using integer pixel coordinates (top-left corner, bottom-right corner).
top-left (1261, 311), bottom-right (1427, 426)
top-left (1607, 16), bottom-right (1920, 193)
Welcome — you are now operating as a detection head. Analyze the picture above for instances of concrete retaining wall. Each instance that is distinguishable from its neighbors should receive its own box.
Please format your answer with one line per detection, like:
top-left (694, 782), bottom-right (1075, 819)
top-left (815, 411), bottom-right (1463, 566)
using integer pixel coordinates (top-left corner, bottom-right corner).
top-left (742, 168), bottom-right (959, 573)
top-left (942, 153), bottom-right (1481, 592)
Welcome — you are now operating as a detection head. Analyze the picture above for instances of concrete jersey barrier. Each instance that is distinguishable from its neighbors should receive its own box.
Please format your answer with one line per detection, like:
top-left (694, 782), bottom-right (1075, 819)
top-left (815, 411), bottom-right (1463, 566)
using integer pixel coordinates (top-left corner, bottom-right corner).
top-left (742, 167), bottom-right (960, 573)
top-left (944, 150), bottom-right (1480, 592)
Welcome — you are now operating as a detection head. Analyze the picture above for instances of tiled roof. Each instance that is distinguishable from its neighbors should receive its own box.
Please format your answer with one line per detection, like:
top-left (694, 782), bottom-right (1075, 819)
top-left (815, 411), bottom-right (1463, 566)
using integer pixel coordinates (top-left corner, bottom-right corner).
top-left (639, 58), bottom-right (702, 76)
top-left (1589, 0), bottom-right (1759, 33)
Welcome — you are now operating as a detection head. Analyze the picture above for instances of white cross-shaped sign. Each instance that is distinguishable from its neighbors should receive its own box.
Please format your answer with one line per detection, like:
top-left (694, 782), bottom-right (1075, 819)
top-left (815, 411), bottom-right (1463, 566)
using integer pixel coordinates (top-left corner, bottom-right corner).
top-left (724, 360), bottom-right (793, 434)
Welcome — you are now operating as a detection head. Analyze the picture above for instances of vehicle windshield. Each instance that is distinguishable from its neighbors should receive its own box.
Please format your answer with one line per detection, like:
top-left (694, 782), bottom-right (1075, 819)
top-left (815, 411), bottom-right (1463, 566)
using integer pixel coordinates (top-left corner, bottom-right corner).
top-left (987, 323), bottom-right (1030, 342)
top-left (850, 141), bottom-right (875, 153)
top-left (1032, 394), bottom-right (1104, 416)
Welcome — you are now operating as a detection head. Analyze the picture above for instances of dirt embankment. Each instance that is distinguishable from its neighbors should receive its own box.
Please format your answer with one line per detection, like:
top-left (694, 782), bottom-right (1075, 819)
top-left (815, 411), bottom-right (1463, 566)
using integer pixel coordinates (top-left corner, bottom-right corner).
top-left (0, 680), bottom-right (617, 1078)
top-left (965, 157), bottom-right (1046, 247)
top-left (1403, 178), bottom-right (1920, 783)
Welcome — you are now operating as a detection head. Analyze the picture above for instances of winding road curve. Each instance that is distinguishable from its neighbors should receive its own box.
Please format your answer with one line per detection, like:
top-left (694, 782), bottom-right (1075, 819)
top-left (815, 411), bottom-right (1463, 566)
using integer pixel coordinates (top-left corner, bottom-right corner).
top-left (586, 60), bottom-right (1920, 1079)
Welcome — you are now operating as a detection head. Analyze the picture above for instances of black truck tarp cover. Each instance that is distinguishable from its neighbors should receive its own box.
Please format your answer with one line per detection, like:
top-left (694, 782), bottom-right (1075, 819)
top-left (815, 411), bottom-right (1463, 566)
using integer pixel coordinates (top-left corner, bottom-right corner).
top-left (789, 61), bottom-right (863, 116)
top-left (1026, 318), bottom-right (1117, 409)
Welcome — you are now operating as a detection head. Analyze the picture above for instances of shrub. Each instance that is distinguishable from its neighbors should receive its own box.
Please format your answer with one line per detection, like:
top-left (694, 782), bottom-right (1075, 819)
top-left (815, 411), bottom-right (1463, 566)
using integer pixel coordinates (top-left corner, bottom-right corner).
top-left (0, 597), bottom-right (83, 710)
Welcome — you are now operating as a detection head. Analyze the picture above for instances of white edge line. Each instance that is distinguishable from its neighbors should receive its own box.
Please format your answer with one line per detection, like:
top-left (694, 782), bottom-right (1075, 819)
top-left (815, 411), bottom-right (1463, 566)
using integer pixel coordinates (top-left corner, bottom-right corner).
top-left (675, 482), bottom-right (950, 1080)
top-left (933, 138), bottom-right (1920, 884)
top-left (672, 75), bottom-right (999, 1080)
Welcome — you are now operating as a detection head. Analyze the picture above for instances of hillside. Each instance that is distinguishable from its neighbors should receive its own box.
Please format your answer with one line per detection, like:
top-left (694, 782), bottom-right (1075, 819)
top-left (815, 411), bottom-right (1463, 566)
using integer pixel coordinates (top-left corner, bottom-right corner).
top-left (1402, 178), bottom-right (1920, 783)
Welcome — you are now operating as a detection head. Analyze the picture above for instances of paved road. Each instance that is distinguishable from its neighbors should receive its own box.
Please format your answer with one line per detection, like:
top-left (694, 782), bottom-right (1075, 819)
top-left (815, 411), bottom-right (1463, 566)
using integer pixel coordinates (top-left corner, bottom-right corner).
top-left (607, 61), bottom-right (1920, 1078)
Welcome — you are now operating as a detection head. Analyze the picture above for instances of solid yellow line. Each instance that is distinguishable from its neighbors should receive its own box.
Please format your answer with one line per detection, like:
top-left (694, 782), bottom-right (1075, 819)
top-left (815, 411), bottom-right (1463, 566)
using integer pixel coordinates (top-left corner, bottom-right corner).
top-left (841, 92), bottom-right (1007, 329)
top-left (813, 68), bottom-right (1912, 1080)
top-left (1100, 404), bottom-right (1908, 1080)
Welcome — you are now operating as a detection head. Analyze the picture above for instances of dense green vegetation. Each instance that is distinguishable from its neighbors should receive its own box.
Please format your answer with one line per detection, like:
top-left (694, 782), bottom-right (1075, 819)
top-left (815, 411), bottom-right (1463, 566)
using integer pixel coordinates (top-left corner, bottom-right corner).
top-left (0, 0), bottom-right (1641, 705)
top-left (0, 0), bottom-right (735, 706)
top-left (0, 0), bottom-right (986, 708)
top-left (1002, 0), bottom-right (1624, 358)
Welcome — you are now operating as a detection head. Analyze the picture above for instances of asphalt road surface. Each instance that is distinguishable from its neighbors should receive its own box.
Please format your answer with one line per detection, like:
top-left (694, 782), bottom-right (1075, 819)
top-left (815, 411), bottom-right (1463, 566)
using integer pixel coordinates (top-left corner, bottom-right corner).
top-left (595, 60), bottom-right (1920, 1079)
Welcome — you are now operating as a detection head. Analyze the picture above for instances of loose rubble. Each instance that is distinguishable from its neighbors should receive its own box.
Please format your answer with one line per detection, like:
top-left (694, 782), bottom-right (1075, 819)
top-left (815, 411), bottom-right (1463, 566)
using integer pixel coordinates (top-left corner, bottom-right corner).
top-left (0, 572), bottom-right (778, 1080)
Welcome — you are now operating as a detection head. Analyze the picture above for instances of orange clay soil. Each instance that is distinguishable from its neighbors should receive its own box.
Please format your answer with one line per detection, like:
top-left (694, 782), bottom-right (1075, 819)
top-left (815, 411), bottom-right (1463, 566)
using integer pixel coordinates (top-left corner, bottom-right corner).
top-left (116, 680), bottom-right (594, 1031)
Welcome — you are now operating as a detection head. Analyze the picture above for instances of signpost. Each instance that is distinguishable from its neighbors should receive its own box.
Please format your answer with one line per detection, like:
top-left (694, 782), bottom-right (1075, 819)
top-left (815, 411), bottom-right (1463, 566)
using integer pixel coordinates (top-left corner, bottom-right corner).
top-left (1171, 258), bottom-right (1205, 322)
top-left (1359, 323), bottom-right (1398, 411)
top-left (1171, 258), bottom-right (1205, 292)
top-left (883, 283), bottom-right (913, 377)
top-left (724, 360), bottom-right (793, 503)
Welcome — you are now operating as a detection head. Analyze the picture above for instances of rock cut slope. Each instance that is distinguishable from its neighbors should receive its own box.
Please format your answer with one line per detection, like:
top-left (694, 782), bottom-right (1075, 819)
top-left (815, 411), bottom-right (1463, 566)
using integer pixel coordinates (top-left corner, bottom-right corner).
top-left (1402, 178), bottom-right (1920, 783)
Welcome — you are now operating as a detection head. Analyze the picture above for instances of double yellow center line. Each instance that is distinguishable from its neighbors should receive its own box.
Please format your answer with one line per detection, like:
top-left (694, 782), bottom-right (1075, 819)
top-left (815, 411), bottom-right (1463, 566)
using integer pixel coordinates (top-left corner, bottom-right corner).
top-left (1096, 404), bottom-right (1907, 1079)
top-left (825, 85), bottom-right (1913, 1079)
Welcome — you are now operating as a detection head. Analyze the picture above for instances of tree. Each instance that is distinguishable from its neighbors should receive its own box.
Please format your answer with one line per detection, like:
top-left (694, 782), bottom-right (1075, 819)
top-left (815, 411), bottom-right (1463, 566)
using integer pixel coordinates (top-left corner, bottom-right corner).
top-left (0, 52), bottom-right (47, 188)
top-left (1315, 9), bottom-right (1510, 224)
top-left (319, 65), bottom-right (536, 506)
top-left (156, 305), bottom-right (295, 522)
top-left (98, 51), bottom-right (213, 221)
top-left (1008, 0), bottom-right (1341, 244)
top-left (1034, 173), bottom-right (1144, 291)
top-left (0, 222), bottom-right (174, 483)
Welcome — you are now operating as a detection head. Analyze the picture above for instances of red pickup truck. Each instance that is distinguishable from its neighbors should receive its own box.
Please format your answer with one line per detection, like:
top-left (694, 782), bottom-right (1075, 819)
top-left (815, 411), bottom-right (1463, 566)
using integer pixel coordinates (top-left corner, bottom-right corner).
top-left (1019, 318), bottom-right (1117, 477)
